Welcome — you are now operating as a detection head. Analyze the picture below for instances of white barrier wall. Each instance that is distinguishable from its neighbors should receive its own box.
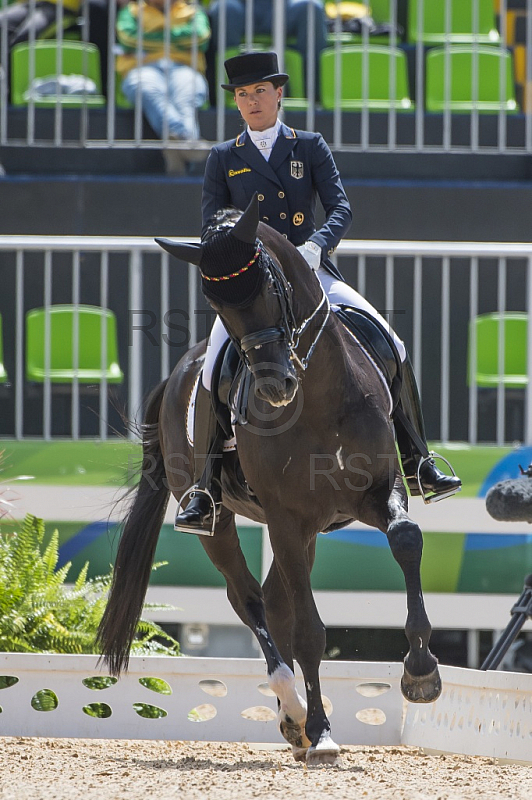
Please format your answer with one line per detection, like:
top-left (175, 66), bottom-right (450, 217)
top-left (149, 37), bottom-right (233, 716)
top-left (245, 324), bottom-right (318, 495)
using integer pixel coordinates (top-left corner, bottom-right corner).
top-left (1, 653), bottom-right (532, 764)
top-left (0, 654), bottom-right (404, 746)
top-left (403, 664), bottom-right (532, 764)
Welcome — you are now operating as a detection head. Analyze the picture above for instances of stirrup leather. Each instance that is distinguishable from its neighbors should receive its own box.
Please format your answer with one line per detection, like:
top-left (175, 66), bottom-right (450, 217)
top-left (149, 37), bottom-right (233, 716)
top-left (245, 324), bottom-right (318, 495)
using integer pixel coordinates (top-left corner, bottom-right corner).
top-left (174, 485), bottom-right (218, 537)
top-left (410, 451), bottom-right (460, 505)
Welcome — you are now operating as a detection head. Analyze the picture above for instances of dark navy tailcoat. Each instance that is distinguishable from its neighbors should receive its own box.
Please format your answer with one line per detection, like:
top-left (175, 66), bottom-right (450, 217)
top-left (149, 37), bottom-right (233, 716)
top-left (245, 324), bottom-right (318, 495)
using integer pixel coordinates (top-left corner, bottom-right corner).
top-left (201, 123), bottom-right (352, 279)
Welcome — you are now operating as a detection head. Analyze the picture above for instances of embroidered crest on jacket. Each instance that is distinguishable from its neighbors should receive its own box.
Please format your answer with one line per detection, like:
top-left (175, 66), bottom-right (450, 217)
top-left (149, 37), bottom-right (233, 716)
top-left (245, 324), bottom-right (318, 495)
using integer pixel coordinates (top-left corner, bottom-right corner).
top-left (290, 161), bottom-right (304, 179)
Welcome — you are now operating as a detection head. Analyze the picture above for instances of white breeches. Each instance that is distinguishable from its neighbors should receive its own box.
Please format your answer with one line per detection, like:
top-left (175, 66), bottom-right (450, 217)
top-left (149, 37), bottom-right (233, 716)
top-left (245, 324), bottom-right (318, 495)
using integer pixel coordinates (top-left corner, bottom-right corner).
top-left (202, 267), bottom-right (407, 390)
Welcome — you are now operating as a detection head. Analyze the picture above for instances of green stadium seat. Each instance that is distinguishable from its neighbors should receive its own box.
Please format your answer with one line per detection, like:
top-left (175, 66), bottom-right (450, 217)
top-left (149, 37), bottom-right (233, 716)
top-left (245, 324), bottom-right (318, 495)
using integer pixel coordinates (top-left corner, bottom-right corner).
top-left (370, 0), bottom-right (393, 24)
top-left (11, 40), bottom-right (105, 107)
top-left (407, 0), bottom-right (500, 45)
top-left (425, 46), bottom-right (518, 113)
top-left (468, 311), bottom-right (528, 441)
top-left (468, 312), bottom-right (527, 389)
top-left (26, 305), bottom-right (123, 384)
top-left (320, 44), bottom-right (413, 111)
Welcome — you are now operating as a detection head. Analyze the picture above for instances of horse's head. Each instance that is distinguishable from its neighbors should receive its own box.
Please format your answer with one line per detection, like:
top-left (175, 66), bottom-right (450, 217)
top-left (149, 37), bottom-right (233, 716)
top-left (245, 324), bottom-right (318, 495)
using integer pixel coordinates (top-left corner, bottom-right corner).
top-left (156, 195), bottom-right (300, 407)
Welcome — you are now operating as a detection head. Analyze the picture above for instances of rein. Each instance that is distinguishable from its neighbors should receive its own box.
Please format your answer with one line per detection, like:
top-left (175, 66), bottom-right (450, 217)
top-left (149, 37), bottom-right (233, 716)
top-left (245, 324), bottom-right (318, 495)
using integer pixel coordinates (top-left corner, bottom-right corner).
top-left (289, 289), bottom-right (330, 372)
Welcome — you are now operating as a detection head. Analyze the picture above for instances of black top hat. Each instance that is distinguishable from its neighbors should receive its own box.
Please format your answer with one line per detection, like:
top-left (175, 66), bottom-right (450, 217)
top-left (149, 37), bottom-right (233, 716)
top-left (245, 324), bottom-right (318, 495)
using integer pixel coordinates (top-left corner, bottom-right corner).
top-left (221, 51), bottom-right (289, 91)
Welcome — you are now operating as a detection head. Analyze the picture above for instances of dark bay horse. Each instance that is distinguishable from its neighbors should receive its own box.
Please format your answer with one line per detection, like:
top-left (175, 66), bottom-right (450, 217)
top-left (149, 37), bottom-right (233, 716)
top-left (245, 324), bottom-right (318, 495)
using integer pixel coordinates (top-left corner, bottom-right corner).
top-left (98, 196), bottom-right (441, 765)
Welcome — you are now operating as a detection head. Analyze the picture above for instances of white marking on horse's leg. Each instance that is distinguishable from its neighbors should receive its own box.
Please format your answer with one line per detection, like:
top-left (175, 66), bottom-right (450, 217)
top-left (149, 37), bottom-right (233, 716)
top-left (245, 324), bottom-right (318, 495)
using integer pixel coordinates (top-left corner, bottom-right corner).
top-left (336, 446), bottom-right (344, 470)
top-left (255, 625), bottom-right (274, 648)
top-left (269, 664), bottom-right (306, 722)
top-left (269, 664), bottom-right (311, 752)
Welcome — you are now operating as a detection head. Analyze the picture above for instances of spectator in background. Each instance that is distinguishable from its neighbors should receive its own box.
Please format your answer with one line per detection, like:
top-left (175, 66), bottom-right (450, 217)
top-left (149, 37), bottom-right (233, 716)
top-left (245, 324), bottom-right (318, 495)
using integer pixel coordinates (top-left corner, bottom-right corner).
top-left (206, 0), bottom-right (327, 103)
top-left (0, 0), bottom-right (118, 102)
top-left (0, 0), bottom-right (82, 108)
top-left (116, 0), bottom-right (211, 173)
top-left (0, 0), bottom-right (81, 52)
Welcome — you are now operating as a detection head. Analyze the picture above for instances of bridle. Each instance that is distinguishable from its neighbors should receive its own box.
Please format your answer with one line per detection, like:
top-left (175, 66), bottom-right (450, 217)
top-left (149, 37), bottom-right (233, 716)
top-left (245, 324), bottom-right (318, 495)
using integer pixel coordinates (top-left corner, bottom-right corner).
top-left (205, 241), bottom-right (330, 373)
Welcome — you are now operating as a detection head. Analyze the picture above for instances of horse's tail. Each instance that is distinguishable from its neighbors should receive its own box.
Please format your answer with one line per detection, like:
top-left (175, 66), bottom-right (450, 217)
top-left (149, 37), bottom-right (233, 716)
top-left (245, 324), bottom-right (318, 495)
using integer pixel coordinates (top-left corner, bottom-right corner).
top-left (97, 378), bottom-right (170, 676)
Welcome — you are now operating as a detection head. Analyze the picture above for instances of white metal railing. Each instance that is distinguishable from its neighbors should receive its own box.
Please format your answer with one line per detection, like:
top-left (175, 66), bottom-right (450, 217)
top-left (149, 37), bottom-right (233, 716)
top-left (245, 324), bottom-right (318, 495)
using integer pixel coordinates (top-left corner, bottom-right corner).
top-left (0, 236), bottom-right (530, 443)
top-left (1, 653), bottom-right (532, 763)
top-left (1, 0), bottom-right (532, 153)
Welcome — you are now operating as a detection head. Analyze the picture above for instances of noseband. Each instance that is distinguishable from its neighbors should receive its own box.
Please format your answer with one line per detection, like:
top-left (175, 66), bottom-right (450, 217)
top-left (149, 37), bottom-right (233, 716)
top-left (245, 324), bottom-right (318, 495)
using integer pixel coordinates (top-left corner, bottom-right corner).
top-left (214, 242), bottom-right (330, 373)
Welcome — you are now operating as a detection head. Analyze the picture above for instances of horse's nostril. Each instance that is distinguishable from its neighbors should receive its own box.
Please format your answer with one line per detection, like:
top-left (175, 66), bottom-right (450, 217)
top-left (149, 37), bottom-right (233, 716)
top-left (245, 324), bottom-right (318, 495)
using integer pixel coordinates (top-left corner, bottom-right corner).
top-left (284, 375), bottom-right (298, 397)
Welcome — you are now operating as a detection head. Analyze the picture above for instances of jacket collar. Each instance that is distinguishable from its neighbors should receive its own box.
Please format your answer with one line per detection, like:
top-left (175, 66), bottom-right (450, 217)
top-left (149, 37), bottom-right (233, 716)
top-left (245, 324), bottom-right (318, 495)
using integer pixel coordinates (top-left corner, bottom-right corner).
top-left (232, 123), bottom-right (298, 186)
top-left (269, 122), bottom-right (298, 171)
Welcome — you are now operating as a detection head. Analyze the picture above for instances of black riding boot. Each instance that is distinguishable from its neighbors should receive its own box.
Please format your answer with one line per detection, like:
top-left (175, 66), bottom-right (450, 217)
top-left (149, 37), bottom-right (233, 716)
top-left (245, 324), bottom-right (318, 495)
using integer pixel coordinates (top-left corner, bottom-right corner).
top-left (174, 382), bottom-right (223, 535)
top-left (394, 357), bottom-right (461, 503)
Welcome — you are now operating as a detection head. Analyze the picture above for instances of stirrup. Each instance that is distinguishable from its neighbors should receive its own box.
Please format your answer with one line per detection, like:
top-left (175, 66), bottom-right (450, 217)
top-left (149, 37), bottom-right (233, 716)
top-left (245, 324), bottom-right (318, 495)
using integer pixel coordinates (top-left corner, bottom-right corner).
top-left (417, 451), bottom-right (461, 505)
top-left (174, 485), bottom-right (217, 537)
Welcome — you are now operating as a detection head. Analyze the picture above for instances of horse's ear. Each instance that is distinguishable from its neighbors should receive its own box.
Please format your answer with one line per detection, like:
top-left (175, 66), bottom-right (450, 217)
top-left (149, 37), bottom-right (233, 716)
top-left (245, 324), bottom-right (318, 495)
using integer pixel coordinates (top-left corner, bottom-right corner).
top-left (231, 193), bottom-right (260, 244)
top-left (155, 238), bottom-right (203, 266)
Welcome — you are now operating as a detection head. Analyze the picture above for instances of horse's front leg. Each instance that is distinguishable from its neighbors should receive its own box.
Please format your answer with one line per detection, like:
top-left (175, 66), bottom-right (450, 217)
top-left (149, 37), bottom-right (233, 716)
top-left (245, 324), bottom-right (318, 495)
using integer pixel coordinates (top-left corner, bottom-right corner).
top-left (267, 519), bottom-right (340, 766)
top-left (199, 507), bottom-right (307, 734)
top-left (365, 480), bottom-right (442, 703)
top-left (262, 557), bottom-right (311, 761)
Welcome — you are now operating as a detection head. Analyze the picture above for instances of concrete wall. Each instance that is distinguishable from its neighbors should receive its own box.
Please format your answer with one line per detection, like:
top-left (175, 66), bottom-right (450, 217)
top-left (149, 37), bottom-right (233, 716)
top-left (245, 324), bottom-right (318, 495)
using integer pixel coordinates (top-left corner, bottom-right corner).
top-left (1, 172), bottom-right (532, 242)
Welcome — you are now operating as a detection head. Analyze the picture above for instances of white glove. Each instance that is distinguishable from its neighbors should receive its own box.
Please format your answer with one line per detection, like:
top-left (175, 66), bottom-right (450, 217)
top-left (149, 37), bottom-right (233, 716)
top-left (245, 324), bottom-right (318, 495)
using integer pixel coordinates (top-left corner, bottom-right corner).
top-left (296, 241), bottom-right (322, 271)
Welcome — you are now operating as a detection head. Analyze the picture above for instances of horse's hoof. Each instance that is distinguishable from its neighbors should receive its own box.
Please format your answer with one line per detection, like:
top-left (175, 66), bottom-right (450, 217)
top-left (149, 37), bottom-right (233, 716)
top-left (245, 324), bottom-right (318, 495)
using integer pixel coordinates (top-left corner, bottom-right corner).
top-left (307, 750), bottom-right (341, 767)
top-left (291, 745), bottom-right (308, 762)
top-left (401, 664), bottom-right (442, 703)
top-left (279, 716), bottom-right (312, 750)
top-left (306, 733), bottom-right (341, 766)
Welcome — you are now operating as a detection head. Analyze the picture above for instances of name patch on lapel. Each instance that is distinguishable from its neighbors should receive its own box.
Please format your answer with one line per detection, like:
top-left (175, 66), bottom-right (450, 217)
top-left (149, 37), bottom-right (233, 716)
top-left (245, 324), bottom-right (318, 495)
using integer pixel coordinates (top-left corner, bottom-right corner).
top-left (290, 161), bottom-right (304, 179)
top-left (228, 168), bottom-right (252, 177)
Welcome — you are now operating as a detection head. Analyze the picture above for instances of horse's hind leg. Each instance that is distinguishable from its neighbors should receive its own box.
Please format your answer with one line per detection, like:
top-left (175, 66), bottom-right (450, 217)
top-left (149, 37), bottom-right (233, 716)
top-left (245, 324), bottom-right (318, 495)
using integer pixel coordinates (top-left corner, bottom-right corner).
top-left (263, 558), bottom-right (311, 761)
top-left (364, 480), bottom-right (442, 703)
top-left (389, 514), bottom-right (442, 703)
top-left (199, 507), bottom-right (308, 749)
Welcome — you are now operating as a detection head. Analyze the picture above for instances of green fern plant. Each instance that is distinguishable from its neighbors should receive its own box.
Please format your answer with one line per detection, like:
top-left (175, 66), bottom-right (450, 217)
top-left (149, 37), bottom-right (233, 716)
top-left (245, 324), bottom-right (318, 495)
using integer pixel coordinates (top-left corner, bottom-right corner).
top-left (0, 514), bottom-right (180, 656)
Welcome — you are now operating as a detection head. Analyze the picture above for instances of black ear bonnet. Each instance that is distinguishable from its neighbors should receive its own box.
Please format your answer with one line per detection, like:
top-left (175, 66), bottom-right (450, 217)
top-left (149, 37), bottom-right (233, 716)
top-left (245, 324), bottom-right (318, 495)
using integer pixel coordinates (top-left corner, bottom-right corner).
top-left (199, 231), bottom-right (265, 308)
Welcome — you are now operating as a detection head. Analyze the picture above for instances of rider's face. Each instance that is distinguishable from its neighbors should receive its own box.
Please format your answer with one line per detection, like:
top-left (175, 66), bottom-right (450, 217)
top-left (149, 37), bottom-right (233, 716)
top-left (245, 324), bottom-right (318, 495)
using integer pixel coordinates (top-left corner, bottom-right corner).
top-left (234, 82), bottom-right (282, 131)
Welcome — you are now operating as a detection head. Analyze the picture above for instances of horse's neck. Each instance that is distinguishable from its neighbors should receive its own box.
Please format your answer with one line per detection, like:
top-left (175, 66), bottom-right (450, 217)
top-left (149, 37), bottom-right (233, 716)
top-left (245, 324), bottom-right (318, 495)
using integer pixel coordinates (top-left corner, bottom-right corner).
top-left (260, 231), bottom-right (323, 325)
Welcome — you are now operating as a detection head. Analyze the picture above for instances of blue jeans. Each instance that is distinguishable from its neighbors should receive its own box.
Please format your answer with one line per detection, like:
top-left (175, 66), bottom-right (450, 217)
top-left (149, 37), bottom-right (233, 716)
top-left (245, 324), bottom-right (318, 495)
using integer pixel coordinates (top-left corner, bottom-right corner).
top-left (209, 0), bottom-right (327, 92)
top-left (122, 60), bottom-right (208, 140)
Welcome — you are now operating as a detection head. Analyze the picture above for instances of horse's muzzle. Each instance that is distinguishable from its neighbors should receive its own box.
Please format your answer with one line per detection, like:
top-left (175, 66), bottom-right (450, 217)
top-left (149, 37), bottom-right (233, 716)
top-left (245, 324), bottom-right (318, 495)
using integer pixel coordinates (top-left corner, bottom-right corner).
top-left (254, 372), bottom-right (299, 407)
